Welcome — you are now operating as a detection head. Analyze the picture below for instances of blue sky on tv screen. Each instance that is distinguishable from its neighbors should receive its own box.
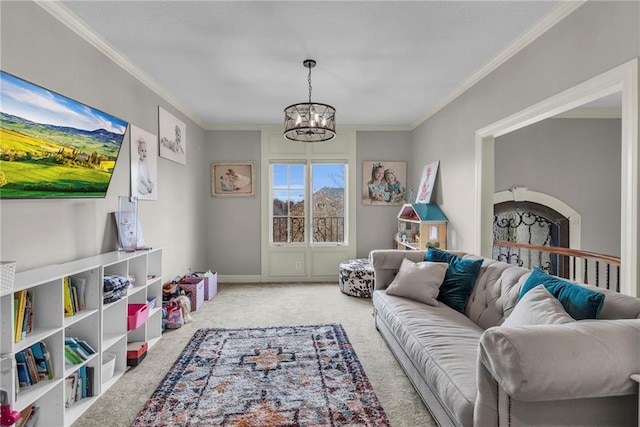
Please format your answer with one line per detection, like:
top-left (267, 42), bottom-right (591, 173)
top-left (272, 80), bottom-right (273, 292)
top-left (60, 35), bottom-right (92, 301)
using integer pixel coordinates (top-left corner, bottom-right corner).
top-left (1, 71), bottom-right (127, 135)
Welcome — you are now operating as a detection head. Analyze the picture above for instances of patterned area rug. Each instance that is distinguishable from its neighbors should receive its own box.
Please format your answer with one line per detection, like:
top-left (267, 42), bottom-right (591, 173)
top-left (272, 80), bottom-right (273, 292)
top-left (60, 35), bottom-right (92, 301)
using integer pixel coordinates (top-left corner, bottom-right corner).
top-left (132, 323), bottom-right (390, 426)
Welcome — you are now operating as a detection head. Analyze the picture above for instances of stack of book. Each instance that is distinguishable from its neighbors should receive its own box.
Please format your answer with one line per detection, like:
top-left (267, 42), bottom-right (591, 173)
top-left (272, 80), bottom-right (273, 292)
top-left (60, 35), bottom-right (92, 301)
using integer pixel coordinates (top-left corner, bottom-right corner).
top-left (15, 405), bottom-right (40, 427)
top-left (64, 276), bottom-right (86, 317)
top-left (64, 337), bottom-right (96, 365)
top-left (15, 342), bottom-right (53, 389)
top-left (13, 290), bottom-right (33, 343)
top-left (65, 365), bottom-right (94, 407)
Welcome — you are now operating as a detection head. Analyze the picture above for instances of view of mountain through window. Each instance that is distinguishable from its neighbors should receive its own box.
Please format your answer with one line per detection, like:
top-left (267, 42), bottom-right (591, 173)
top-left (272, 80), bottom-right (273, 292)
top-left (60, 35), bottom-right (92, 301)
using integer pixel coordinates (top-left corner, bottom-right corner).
top-left (272, 163), bottom-right (345, 243)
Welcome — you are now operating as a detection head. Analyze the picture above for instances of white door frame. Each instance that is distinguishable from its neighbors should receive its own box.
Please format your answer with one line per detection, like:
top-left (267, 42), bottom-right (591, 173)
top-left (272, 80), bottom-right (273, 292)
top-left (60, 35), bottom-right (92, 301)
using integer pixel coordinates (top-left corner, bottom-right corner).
top-left (476, 59), bottom-right (638, 296)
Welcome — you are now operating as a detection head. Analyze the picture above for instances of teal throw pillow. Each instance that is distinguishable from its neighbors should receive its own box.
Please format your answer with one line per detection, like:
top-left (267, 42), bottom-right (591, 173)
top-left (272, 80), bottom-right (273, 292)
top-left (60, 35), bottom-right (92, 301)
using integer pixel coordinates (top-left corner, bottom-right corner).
top-left (518, 267), bottom-right (605, 320)
top-left (425, 247), bottom-right (483, 313)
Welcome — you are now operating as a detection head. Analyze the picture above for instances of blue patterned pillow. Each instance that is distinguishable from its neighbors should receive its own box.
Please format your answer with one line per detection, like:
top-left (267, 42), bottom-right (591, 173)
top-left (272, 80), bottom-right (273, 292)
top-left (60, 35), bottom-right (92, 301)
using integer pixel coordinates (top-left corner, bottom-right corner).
top-left (425, 248), bottom-right (483, 313)
top-left (518, 267), bottom-right (605, 320)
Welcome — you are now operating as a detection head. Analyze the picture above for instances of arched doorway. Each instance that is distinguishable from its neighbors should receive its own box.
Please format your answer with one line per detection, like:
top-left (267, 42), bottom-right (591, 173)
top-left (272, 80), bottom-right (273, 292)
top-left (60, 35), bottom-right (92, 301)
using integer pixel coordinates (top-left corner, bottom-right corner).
top-left (493, 187), bottom-right (581, 278)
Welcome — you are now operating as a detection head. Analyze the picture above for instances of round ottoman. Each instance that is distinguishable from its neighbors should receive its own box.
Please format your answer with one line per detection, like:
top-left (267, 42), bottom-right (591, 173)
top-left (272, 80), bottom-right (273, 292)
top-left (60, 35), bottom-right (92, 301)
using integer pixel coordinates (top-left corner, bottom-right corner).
top-left (339, 258), bottom-right (374, 298)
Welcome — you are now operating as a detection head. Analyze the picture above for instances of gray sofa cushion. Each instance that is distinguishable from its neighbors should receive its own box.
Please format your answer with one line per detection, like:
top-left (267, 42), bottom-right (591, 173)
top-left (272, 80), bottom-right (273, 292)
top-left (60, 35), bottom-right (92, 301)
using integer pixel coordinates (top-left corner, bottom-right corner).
top-left (374, 289), bottom-right (483, 426)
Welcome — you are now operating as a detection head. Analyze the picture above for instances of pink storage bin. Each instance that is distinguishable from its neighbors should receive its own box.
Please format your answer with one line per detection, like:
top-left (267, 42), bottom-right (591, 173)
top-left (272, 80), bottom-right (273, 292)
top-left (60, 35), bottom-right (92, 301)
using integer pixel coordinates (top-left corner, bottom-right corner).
top-left (185, 273), bottom-right (217, 300)
top-left (180, 280), bottom-right (204, 311)
top-left (127, 303), bottom-right (149, 331)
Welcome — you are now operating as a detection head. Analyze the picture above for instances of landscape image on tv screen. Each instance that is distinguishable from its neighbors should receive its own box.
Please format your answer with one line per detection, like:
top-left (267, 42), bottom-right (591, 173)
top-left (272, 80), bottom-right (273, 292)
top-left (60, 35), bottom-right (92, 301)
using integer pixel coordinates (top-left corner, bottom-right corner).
top-left (0, 71), bottom-right (128, 199)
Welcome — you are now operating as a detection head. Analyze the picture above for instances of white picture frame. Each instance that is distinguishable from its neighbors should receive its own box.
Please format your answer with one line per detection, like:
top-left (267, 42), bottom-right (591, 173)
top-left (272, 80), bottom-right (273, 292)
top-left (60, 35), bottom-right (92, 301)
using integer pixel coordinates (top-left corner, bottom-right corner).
top-left (158, 106), bottom-right (186, 165)
top-left (416, 161), bottom-right (439, 204)
top-left (130, 125), bottom-right (158, 200)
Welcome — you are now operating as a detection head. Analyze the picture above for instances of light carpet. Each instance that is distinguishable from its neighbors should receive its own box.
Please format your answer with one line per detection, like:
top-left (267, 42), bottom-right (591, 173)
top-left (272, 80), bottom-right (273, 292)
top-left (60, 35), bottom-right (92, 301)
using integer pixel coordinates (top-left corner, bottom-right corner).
top-left (72, 283), bottom-right (436, 427)
top-left (132, 324), bottom-right (390, 426)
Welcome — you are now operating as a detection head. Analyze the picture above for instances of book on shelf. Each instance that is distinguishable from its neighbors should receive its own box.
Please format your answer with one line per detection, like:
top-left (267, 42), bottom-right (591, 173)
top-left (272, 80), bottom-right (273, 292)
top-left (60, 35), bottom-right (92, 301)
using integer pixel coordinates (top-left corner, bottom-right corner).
top-left (14, 290), bottom-right (27, 342)
top-left (16, 362), bottom-right (30, 388)
top-left (71, 277), bottom-right (87, 311)
top-left (14, 341), bottom-right (55, 389)
top-left (23, 290), bottom-right (33, 336)
top-left (64, 376), bottom-right (75, 408)
top-left (23, 347), bottom-right (41, 383)
top-left (86, 366), bottom-right (95, 397)
top-left (23, 406), bottom-right (39, 427)
top-left (66, 336), bottom-right (96, 355)
top-left (15, 404), bottom-right (37, 427)
top-left (63, 276), bottom-right (74, 317)
top-left (64, 346), bottom-right (84, 365)
top-left (30, 341), bottom-right (54, 380)
top-left (65, 366), bottom-right (93, 407)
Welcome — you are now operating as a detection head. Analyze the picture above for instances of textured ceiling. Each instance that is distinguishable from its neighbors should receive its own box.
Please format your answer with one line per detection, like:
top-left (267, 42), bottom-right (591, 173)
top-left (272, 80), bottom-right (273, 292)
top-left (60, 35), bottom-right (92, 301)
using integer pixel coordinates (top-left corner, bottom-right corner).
top-left (55, 1), bottom-right (566, 130)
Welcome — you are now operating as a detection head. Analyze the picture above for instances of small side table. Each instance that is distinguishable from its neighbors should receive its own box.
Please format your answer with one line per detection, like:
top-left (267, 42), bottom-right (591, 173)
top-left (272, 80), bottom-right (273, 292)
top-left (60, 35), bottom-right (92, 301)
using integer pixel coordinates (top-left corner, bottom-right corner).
top-left (339, 258), bottom-right (374, 298)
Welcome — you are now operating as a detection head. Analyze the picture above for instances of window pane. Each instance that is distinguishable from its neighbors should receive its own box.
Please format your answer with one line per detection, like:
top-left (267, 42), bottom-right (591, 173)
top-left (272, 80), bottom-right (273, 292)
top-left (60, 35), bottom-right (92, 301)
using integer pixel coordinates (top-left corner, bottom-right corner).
top-left (312, 163), bottom-right (345, 243)
top-left (289, 164), bottom-right (305, 188)
top-left (271, 163), bottom-right (305, 243)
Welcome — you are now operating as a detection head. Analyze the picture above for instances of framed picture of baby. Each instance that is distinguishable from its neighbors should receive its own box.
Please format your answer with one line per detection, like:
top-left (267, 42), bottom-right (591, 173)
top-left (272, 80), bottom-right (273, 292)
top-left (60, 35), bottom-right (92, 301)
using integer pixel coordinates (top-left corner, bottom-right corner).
top-left (362, 160), bottom-right (407, 206)
top-left (211, 162), bottom-right (256, 197)
top-left (416, 161), bottom-right (440, 204)
top-left (158, 106), bottom-right (186, 165)
top-left (130, 125), bottom-right (158, 201)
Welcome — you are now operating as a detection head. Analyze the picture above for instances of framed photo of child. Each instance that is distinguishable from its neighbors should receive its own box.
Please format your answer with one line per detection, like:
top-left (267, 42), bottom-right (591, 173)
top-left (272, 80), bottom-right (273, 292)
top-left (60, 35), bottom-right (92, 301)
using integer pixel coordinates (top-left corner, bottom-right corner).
top-left (158, 106), bottom-right (186, 165)
top-left (211, 162), bottom-right (256, 197)
top-left (362, 161), bottom-right (407, 206)
top-left (130, 125), bottom-right (158, 201)
top-left (416, 161), bottom-right (440, 204)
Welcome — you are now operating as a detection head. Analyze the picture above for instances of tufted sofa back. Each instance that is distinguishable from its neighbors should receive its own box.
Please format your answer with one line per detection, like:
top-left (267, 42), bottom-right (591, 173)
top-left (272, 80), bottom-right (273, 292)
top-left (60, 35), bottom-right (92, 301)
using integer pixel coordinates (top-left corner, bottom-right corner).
top-left (370, 250), bottom-right (640, 330)
top-left (462, 255), bottom-right (531, 329)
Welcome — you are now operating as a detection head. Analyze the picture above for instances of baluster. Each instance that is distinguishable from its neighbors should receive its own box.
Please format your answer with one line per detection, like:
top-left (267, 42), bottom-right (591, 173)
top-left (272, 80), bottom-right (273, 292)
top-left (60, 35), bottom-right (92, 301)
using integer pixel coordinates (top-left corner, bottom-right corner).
top-left (583, 258), bottom-right (588, 284)
top-left (595, 262), bottom-right (600, 288)
top-left (606, 264), bottom-right (610, 290)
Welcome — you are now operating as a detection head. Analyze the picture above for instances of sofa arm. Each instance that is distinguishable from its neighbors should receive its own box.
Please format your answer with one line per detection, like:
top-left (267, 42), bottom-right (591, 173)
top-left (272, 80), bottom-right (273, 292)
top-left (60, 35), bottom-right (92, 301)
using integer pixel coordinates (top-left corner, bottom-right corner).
top-left (479, 319), bottom-right (640, 401)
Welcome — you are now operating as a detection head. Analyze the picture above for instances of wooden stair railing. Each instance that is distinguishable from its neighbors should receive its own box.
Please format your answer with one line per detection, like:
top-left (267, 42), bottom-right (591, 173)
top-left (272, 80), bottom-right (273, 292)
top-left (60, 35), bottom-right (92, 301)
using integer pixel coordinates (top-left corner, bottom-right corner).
top-left (493, 240), bottom-right (621, 292)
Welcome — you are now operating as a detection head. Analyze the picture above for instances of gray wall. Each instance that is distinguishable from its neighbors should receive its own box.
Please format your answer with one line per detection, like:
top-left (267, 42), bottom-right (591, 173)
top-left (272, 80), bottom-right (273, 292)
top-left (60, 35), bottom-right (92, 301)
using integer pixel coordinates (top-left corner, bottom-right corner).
top-left (356, 131), bottom-right (413, 258)
top-left (496, 118), bottom-right (622, 256)
top-left (0, 2), bottom-right (208, 278)
top-left (411, 1), bottom-right (638, 254)
top-left (205, 130), bottom-right (262, 275)
top-left (1, 1), bottom-right (636, 279)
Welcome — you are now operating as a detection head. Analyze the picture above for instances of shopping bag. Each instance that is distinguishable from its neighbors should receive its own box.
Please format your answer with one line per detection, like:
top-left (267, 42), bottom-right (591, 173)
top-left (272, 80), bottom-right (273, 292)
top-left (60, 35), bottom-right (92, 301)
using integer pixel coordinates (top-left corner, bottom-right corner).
top-left (163, 303), bottom-right (184, 329)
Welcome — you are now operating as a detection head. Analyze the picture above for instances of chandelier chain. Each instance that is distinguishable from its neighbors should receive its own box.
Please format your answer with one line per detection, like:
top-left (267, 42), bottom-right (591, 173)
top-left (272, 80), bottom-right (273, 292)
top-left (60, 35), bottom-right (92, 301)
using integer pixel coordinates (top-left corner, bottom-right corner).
top-left (283, 58), bottom-right (336, 142)
top-left (307, 65), bottom-right (312, 103)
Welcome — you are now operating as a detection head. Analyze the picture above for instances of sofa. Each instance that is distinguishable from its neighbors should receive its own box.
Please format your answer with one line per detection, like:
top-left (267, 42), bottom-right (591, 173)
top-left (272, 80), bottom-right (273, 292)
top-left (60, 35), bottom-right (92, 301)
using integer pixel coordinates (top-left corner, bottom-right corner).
top-left (370, 248), bottom-right (640, 427)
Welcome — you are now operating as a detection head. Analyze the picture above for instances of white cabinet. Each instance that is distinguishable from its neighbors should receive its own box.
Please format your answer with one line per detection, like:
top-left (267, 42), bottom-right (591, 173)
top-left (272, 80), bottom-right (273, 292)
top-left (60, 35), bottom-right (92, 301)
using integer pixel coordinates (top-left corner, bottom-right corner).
top-left (0, 248), bottom-right (162, 426)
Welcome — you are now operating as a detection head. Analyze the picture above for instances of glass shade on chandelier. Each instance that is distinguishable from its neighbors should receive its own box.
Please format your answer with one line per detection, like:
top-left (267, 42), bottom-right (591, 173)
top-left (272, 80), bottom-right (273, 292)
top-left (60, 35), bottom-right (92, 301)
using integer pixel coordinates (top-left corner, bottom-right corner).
top-left (283, 59), bottom-right (336, 142)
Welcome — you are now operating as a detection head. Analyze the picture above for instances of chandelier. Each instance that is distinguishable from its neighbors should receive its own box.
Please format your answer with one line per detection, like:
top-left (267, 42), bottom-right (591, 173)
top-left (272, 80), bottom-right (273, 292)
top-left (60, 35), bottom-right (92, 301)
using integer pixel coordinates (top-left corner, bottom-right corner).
top-left (283, 59), bottom-right (336, 142)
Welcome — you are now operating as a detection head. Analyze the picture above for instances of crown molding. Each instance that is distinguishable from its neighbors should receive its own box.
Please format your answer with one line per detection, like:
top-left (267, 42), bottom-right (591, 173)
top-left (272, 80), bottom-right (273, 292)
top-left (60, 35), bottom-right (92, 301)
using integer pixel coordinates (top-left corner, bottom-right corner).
top-left (35, 0), bottom-right (207, 130)
top-left (553, 107), bottom-right (622, 119)
top-left (37, 0), bottom-right (586, 133)
top-left (410, 1), bottom-right (587, 130)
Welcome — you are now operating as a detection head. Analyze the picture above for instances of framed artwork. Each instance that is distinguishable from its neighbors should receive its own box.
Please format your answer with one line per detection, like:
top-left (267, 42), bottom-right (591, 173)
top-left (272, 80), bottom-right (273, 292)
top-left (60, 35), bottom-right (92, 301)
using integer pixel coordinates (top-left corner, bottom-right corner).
top-left (211, 162), bottom-right (256, 197)
top-left (130, 125), bottom-right (158, 200)
top-left (416, 161), bottom-right (440, 204)
top-left (362, 160), bottom-right (407, 206)
top-left (158, 106), bottom-right (186, 165)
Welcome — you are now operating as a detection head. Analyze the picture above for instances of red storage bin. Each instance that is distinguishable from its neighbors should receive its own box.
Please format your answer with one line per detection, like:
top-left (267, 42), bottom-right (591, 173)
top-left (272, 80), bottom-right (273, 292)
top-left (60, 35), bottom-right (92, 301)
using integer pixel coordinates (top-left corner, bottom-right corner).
top-left (180, 280), bottom-right (204, 311)
top-left (127, 341), bottom-right (148, 366)
top-left (127, 303), bottom-right (149, 331)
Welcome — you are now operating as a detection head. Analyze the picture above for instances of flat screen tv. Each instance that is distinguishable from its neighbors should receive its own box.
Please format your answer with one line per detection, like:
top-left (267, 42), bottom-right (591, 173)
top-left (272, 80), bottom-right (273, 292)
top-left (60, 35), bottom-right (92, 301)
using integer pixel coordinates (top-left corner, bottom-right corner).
top-left (0, 71), bottom-right (128, 199)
